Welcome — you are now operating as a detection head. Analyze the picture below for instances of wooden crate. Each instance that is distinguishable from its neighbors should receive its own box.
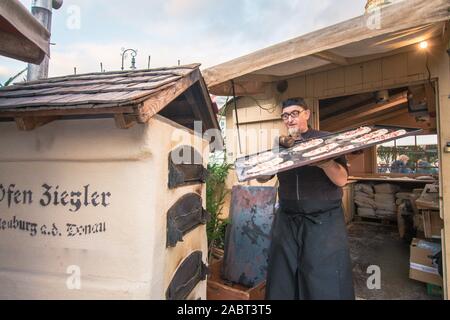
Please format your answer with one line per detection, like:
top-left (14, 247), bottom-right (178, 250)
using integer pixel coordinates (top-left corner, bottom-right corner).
top-left (207, 259), bottom-right (266, 300)
top-left (422, 210), bottom-right (443, 239)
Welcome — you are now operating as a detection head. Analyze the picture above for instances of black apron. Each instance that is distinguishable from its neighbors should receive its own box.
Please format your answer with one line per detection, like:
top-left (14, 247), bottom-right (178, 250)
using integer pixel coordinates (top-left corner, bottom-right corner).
top-left (265, 200), bottom-right (355, 300)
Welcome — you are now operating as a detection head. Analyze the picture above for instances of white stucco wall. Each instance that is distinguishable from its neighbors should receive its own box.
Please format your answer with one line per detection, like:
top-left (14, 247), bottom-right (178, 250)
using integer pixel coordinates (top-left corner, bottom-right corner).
top-left (0, 115), bottom-right (208, 299)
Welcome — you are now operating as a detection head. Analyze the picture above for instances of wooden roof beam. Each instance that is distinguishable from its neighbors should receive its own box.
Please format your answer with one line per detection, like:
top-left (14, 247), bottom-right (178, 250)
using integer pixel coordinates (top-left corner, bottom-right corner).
top-left (323, 108), bottom-right (408, 131)
top-left (114, 113), bottom-right (137, 129)
top-left (321, 92), bottom-right (408, 129)
top-left (313, 51), bottom-right (349, 66)
top-left (208, 80), bottom-right (267, 96)
top-left (15, 116), bottom-right (58, 131)
top-left (137, 69), bottom-right (201, 123)
top-left (320, 92), bottom-right (375, 119)
top-left (184, 85), bottom-right (206, 132)
top-left (197, 78), bottom-right (221, 134)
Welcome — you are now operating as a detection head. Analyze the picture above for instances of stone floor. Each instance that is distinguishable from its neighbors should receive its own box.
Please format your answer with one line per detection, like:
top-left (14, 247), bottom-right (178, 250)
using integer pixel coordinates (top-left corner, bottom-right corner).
top-left (347, 221), bottom-right (441, 300)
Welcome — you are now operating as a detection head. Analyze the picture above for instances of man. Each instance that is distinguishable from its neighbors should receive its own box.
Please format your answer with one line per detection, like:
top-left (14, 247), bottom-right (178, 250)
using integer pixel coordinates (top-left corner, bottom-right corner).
top-left (257, 97), bottom-right (354, 300)
top-left (390, 155), bottom-right (410, 174)
top-left (378, 160), bottom-right (388, 173)
top-left (416, 158), bottom-right (439, 175)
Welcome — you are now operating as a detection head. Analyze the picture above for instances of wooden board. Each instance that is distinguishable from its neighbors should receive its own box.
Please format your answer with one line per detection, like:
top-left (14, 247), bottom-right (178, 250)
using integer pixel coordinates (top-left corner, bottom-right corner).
top-left (349, 176), bottom-right (436, 184)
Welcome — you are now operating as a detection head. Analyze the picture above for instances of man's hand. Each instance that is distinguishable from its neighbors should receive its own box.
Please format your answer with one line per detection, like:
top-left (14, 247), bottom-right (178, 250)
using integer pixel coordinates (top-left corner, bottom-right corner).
top-left (279, 135), bottom-right (295, 148)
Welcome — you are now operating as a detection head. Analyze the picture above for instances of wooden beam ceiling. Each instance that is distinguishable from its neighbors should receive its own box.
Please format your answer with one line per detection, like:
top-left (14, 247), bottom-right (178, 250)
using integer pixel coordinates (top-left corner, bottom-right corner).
top-left (321, 92), bottom-right (408, 131)
top-left (320, 92), bottom-right (375, 119)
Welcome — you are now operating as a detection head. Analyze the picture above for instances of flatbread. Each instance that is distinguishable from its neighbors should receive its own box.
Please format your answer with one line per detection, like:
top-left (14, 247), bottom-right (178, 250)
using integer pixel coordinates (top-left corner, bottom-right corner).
top-left (351, 129), bottom-right (389, 144)
top-left (336, 126), bottom-right (372, 140)
top-left (310, 145), bottom-right (355, 160)
top-left (302, 143), bottom-right (340, 158)
top-left (292, 138), bottom-right (324, 152)
top-left (246, 157), bottom-right (284, 175)
top-left (365, 129), bottom-right (407, 144)
top-left (259, 160), bottom-right (294, 175)
top-left (243, 151), bottom-right (275, 166)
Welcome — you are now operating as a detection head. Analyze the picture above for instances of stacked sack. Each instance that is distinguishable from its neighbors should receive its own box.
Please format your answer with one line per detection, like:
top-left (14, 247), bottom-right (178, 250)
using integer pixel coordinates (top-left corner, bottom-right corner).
top-left (373, 183), bottom-right (400, 219)
top-left (354, 183), bottom-right (376, 218)
top-left (354, 183), bottom-right (401, 219)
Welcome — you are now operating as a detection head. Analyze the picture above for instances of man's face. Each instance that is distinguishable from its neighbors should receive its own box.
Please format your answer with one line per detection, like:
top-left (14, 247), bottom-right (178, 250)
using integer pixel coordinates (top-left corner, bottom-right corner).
top-left (281, 105), bottom-right (310, 134)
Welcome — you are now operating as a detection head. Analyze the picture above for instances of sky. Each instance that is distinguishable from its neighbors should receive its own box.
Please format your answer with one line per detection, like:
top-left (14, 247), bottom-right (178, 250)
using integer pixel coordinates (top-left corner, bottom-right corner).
top-left (0, 0), bottom-right (367, 84)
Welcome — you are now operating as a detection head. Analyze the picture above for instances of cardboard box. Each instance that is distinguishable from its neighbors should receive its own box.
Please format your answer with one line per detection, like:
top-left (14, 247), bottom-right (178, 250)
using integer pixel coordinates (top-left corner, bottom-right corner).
top-left (409, 238), bottom-right (443, 286)
top-left (207, 259), bottom-right (266, 300)
top-left (422, 210), bottom-right (444, 239)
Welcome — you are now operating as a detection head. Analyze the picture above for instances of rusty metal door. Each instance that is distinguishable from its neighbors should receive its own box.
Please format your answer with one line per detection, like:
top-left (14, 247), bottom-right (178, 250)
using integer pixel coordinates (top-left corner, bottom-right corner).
top-left (222, 185), bottom-right (276, 287)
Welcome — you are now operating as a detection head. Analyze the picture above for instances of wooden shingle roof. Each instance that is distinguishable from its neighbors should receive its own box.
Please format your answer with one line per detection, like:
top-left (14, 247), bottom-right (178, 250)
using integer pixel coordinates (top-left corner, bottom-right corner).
top-left (0, 64), bottom-right (219, 132)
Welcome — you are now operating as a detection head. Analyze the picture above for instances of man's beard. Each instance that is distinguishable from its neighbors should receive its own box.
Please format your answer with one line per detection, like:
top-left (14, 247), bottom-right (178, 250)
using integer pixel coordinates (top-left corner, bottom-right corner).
top-left (288, 127), bottom-right (301, 138)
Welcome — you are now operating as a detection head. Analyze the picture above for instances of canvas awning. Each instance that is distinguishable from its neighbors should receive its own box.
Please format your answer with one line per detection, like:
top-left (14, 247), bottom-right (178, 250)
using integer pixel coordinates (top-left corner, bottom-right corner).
top-left (204, 0), bottom-right (450, 96)
top-left (0, 0), bottom-right (50, 64)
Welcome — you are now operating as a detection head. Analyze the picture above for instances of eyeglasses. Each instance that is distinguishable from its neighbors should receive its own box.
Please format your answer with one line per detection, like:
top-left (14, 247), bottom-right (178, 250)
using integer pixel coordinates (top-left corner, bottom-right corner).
top-left (281, 109), bottom-right (306, 121)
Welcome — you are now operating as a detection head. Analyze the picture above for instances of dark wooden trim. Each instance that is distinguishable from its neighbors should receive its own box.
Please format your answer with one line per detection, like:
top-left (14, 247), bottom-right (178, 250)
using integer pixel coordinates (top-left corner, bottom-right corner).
top-left (114, 113), bottom-right (137, 129)
top-left (15, 116), bottom-right (58, 131)
top-left (0, 105), bottom-right (135, 118)
top-left (137, 69), bottom-right (201, 123)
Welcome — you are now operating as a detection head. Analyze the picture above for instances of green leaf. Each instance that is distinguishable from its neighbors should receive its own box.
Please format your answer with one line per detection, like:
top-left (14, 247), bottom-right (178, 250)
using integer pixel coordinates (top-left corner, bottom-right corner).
top-left (206, 161), bottom-right (233, 260)
top-left (2, 67), bottom-right (27, 87)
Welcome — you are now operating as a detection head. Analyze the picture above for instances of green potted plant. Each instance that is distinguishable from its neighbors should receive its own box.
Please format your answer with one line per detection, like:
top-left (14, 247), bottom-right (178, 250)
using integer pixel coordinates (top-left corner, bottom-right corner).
top-left (206, 161), bottom-right (232, 263)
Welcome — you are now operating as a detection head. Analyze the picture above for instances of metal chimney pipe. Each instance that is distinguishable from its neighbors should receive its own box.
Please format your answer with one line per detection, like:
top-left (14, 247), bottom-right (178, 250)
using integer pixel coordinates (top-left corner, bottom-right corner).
top-left (27, 0), bottom-right (63, 81)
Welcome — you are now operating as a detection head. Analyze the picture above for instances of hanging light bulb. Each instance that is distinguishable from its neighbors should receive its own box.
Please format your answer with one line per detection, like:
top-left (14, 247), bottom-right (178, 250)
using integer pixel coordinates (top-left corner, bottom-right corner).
top-left (419, 41), bottom-right (428, 50)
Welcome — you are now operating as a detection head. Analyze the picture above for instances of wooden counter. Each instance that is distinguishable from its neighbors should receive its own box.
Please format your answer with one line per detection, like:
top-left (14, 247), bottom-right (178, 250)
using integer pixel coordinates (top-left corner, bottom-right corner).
top-left (349, 174), bottom-right (436, 183)
top-left (349, 174), bottom-right (436, 184)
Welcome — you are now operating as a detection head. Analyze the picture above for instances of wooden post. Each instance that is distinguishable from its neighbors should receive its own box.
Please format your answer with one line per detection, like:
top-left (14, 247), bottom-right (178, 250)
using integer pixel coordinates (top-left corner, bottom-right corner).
top-left (114, 113), bottom-right (137, 129)
top-left (431, 38), bottom-right (450, 299)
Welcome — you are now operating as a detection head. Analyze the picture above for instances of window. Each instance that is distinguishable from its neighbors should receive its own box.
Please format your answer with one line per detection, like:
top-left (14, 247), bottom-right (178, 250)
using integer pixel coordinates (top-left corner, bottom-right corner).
top-left (376, 134), bottom-right (439, 174)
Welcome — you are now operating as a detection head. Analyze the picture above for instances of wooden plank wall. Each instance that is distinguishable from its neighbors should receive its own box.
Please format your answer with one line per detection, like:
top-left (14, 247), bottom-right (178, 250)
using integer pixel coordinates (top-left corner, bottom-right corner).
top-left (429, 41), bottom-right (450, 299)
top-left (225, 95), bottom-right (284, 161)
